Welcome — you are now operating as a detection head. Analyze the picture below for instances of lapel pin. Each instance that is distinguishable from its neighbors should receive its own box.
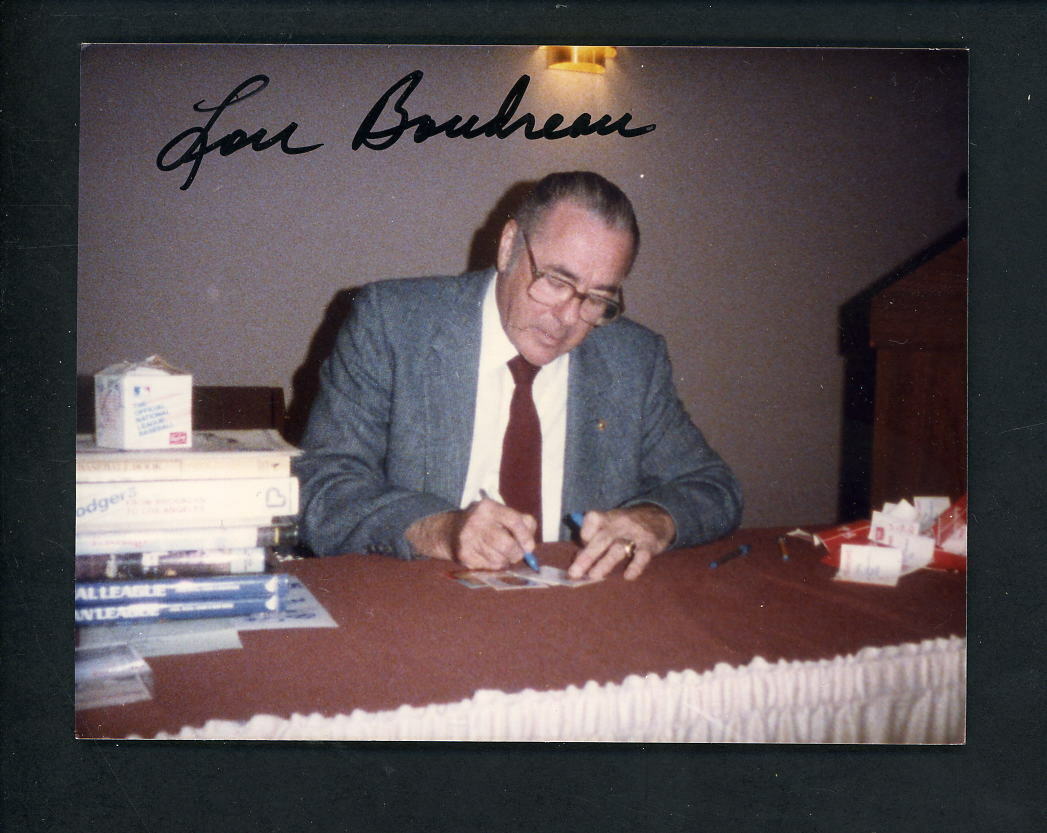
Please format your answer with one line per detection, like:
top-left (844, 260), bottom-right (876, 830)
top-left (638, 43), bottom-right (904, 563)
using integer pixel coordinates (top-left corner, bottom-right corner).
top-left (596, 418), bottom-right (607, 431)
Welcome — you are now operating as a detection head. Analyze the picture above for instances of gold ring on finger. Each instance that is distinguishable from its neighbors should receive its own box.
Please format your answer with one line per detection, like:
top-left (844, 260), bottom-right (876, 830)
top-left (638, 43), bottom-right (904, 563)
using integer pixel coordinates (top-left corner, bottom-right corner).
top-left (624, 540), bottom-right (637, 559)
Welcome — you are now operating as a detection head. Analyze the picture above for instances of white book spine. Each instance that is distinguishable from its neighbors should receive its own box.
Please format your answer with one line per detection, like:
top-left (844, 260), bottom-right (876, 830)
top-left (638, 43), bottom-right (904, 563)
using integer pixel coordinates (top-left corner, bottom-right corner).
top-left (74, 429), bottom-right (299, 482)
top-left (75, 455), bottom-right (291, 482)
top-left (75, 477), bottom-right (299, 531)
top-left (74, 524), bottom-right (292, 555)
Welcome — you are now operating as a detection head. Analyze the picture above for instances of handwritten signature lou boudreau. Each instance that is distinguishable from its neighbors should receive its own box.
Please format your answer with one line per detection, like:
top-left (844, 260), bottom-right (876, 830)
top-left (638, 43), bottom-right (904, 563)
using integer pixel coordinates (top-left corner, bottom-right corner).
top-left (155, 70), bottom-right (656, 191)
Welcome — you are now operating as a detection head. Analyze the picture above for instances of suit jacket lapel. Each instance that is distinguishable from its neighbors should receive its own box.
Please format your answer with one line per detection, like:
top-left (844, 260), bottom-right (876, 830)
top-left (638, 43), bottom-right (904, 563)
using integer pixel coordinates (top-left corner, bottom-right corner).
top-left (562, 333), bottom-right (618, 517)
top-left (423, 271), bottom-right (490, 502)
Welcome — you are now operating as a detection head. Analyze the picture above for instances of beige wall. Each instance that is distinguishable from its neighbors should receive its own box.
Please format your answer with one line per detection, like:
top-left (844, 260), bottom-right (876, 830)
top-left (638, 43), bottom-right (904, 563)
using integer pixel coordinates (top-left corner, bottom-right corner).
top-left (77, 45), bottom-right (967, 528)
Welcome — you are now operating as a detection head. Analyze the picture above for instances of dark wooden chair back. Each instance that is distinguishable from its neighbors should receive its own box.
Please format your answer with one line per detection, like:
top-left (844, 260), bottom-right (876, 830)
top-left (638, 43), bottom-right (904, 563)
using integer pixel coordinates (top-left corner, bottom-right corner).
top-left (192, 386), bottom-right (287, 433)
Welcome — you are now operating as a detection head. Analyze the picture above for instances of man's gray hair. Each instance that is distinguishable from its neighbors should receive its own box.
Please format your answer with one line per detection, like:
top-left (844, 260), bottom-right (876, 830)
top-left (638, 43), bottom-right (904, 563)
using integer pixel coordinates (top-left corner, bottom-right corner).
top-left (513, 171), bottom-right (640, 269)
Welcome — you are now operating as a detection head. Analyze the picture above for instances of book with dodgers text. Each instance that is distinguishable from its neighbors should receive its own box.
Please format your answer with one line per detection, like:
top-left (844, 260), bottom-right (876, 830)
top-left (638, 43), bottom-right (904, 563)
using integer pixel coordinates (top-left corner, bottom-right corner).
top-left (74, 547), bottom-right (269, 581)
top-left (74, 520), bottom-right (297, 555)
top-left (74, 476), bottom-right (299, 530)
top-left (75, 573), bottom-right (289, 606)
top-left (75, 428), bottom-right (301, 482)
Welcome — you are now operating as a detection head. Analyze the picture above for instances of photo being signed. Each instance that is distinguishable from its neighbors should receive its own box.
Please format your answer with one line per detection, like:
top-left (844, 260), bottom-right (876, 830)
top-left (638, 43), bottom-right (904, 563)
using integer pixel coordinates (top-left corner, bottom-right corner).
top-left (155, 69), bottom-right (656, 190)
top-left (77, 44), bottom-right (969, 750)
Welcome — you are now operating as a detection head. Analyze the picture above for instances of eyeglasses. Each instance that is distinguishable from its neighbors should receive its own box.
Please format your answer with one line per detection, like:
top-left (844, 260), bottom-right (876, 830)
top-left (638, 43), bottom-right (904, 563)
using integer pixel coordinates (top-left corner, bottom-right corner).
top-left (519, 229), bottom-right (624, 327)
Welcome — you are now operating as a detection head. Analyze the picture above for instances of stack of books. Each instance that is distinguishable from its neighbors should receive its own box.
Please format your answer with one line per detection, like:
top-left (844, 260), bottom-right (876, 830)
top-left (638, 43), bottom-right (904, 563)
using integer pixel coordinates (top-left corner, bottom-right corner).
top-left (74, 428), bottom-right (302, 625)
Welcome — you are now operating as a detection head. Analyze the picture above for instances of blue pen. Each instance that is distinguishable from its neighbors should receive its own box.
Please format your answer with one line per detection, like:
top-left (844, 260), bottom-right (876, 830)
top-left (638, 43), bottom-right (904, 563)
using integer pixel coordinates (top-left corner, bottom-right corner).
top-left (480, 489), bottom-right (541, 572)
top-left (709, 544), bottom-right (751, 569)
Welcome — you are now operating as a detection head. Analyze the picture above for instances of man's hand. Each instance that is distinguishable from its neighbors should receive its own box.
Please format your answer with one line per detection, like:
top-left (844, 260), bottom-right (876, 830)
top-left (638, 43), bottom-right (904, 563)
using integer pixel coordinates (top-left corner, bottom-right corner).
top-left (405, 496), bottom-right (537, 570)
top-left (568, 504), bottom-right (676, 581)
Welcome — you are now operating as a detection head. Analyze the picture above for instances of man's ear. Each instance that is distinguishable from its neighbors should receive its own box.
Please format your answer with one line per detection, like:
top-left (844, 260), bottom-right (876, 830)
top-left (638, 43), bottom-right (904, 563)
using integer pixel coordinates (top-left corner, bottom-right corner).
top-left (495, 219), bottom-right (518, 273)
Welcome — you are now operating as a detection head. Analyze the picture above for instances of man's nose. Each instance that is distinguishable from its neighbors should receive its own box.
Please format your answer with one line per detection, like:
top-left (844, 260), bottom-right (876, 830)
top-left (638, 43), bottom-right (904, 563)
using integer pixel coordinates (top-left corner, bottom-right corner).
top-left (551, 293), bottom-right (585, 325)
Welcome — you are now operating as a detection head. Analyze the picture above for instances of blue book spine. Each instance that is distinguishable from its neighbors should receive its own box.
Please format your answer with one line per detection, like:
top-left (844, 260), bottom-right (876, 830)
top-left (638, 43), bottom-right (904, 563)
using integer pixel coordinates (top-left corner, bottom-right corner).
top-left (74, 573), bottom-right (289, 606)
top-left (74, 594), bottom-right (283, 626)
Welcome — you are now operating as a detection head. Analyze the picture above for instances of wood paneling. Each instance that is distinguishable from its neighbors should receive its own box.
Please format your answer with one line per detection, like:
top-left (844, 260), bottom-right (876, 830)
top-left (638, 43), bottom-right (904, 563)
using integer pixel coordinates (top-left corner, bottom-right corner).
top-left (870, 240), bottom-right (967, 506)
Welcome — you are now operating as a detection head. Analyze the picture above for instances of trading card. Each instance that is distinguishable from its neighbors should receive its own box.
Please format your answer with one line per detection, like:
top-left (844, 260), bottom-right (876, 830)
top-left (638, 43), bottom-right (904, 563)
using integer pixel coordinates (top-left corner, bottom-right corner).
top-left (481, 571), bottom-right (549, 590)
top-left (522, 565), bottom-right (602, 588)
top-left (449, 571), bottom-right (492, 589)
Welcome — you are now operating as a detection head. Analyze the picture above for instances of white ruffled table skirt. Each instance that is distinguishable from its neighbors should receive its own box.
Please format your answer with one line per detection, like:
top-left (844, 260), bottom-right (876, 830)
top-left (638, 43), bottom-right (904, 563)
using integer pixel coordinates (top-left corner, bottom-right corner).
top-left (145, 636), bottom-right (965, 743)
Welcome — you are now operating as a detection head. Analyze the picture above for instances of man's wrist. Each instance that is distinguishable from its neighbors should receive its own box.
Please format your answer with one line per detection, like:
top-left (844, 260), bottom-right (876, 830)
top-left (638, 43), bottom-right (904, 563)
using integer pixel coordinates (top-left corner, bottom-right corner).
top-left (405, 510), bottom-right (459, 561)
top-left (626, 502), bottom-right (677, 551)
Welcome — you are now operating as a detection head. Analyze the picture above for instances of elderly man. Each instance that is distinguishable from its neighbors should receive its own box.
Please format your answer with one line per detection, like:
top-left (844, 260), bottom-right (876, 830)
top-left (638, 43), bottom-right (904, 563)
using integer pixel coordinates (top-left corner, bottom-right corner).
top-left (295, 171), bottom-right (742, 580)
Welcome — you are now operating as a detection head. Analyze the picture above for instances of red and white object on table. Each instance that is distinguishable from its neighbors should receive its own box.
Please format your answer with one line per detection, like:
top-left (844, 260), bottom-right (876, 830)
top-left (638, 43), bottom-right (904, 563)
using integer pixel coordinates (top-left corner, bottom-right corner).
top-left (789, 494), bottom-right (967, 576)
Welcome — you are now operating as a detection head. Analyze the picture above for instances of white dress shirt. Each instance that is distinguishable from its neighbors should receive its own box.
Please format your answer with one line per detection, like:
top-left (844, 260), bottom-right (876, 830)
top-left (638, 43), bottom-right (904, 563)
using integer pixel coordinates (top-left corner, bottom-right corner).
top-left (460, 274), bottom-right (569, 542)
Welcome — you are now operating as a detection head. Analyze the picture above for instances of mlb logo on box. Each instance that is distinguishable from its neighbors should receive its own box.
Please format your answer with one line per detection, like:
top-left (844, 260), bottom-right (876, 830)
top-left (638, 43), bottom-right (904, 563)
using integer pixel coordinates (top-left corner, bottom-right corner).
top-left (94, 356), bottom-right (192, 450)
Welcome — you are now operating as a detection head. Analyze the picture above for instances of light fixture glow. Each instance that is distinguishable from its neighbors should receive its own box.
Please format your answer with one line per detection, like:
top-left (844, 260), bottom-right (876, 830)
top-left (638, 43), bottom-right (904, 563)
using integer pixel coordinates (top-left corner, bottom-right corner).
top-left (543, 46), bottom-right (618, 74)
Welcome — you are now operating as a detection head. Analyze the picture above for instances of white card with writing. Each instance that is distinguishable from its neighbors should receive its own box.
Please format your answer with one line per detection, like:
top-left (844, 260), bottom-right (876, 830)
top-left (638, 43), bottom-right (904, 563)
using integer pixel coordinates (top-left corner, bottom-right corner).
top-left (914, 496), bottom-right (951, 531)
top-left (869, 510), bottom-right (920, 544)
top-left (897, 533), bottom-right (935, 574)
top-left (836, 543), bottom-right (903, 586)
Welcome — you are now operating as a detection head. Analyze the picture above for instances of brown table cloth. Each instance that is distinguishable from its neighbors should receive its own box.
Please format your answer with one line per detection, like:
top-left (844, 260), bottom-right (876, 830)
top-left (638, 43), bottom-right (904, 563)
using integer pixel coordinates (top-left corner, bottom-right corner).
top-left (75, 528), bottom-right (965, 739)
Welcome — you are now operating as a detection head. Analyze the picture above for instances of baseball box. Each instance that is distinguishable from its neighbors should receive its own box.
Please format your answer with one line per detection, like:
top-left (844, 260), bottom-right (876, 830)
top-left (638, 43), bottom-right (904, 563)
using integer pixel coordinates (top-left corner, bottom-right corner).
top-left (94, 355), bottom-right (193, 450)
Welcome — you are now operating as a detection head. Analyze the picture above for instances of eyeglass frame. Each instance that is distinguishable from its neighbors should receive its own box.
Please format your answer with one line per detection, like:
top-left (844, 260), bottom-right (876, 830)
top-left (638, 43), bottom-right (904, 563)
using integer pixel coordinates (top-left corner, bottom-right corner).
top-left (517, 228), bottom-right (625, 327)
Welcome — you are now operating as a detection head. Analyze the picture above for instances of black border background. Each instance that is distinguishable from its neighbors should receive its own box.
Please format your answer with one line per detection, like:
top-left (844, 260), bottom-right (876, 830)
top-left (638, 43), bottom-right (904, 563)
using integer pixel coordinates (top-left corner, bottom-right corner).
top-left (3, 2), bottom-right (1044, 831)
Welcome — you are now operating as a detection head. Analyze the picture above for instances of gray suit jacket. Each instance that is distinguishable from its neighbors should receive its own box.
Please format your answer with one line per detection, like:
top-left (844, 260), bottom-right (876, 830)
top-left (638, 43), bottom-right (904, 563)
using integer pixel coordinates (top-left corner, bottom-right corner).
top-left (294, 269), bottom-right (742, 557)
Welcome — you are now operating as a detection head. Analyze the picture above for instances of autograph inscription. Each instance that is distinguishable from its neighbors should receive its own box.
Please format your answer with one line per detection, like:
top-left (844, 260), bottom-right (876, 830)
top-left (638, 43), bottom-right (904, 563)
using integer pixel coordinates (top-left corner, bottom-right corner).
top-left (353, 70), bottom-right (656, 150)
top-left (156, 71), bottom-right (656, 189)
top-left (156, 75), bottom-right (324, 190)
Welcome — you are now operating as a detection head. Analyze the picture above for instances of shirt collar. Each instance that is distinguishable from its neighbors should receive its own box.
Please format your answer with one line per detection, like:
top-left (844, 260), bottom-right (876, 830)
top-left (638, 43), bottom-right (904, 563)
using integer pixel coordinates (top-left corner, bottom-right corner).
top-left (480, 272), bottom-right (524, 372)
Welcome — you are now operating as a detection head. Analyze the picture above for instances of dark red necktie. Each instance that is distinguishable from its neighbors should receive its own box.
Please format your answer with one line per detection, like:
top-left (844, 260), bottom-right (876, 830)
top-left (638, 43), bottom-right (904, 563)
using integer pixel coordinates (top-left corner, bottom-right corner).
top-left (500, 355), bottom-right (542, 541)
